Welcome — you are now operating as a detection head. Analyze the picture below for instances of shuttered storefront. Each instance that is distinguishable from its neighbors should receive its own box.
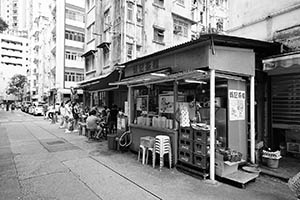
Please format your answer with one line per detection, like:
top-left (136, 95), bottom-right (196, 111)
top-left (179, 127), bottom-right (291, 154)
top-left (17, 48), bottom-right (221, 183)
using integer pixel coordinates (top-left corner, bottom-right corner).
top-left (271, 74), bottom-right (300, 128)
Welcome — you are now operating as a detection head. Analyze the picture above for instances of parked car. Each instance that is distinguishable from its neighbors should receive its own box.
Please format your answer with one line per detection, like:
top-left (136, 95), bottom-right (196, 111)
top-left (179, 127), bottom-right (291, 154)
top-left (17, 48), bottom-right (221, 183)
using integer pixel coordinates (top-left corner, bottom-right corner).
top-left (33, 104), bottom-right (44, 116)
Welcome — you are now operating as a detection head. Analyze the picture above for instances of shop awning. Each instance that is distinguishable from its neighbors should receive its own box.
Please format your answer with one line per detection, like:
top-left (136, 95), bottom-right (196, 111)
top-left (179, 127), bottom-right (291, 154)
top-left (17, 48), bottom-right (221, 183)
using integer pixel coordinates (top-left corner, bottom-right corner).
top-left (77, 70), bottom-right (121, 91)
top-left (110, 69), bottom-right (245, 87)
top-left (263, 51), bottom-right (300, 75)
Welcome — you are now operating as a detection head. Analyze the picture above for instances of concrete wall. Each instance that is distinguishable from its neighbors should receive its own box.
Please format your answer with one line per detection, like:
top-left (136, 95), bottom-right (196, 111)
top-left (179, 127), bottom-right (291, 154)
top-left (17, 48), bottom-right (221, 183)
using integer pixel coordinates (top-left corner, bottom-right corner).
top-left (227, 0), bottom-right (300, 47)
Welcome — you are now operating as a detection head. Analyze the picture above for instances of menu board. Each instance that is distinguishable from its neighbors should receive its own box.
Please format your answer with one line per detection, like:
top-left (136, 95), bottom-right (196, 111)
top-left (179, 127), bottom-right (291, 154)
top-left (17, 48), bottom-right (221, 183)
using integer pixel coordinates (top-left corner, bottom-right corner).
top-left (228, 90), bottom-right (245, 121)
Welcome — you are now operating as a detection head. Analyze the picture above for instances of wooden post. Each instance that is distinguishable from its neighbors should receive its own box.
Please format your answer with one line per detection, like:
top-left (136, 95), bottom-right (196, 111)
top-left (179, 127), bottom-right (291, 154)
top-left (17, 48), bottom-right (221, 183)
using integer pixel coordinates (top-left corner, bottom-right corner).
top-left (210, 69), bottom-right (216, 182)
top-left (250, 76), bottom-right (255, 163)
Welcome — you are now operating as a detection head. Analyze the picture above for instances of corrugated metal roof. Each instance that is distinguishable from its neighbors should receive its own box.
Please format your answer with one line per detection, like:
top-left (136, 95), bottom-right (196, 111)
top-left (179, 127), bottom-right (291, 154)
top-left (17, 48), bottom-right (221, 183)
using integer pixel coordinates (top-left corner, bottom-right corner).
top-left (121, 33), bottom-right (281, 66)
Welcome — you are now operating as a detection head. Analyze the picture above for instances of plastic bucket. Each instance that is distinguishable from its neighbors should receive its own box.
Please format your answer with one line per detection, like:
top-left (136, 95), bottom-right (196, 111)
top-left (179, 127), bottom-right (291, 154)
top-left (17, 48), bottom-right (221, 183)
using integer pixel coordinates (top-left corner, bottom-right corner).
top-left (107, 134), bottom-right (117, 150)
top-left (266, 157), bottom-right (280, 168)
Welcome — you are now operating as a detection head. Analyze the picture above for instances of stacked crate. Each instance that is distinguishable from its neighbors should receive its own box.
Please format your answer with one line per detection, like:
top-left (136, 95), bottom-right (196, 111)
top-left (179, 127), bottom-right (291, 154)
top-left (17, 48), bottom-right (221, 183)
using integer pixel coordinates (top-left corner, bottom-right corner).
top-left (178, 127), bottom-right (194, 164)
top-left (193, 129), bottom-right (210, 169)
top-left (178, 127), bottom-right (210, 170)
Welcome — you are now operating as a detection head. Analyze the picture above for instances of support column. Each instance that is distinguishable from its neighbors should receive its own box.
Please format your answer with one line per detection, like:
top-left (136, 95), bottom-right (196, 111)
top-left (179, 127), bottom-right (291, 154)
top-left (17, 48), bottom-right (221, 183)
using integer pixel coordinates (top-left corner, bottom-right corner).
top-left (209, 69), bottom-right (216, 182)
top-left (128, 86), bottom-right (133, 124)
top-left (250, 76), bottom-right (255, 163)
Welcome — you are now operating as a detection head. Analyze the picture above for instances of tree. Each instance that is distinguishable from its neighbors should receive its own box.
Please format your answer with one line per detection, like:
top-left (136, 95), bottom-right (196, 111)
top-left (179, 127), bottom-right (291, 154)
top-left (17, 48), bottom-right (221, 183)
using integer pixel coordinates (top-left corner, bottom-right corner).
top-left (7, 74), bottom-right (27, 101)
top-left (0, 18), bottom-right (8, 32)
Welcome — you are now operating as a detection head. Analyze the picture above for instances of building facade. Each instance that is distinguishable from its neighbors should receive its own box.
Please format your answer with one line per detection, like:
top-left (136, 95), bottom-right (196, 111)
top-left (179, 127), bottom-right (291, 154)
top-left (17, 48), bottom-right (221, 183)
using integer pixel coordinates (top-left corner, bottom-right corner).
top-left (226, 0), bottom-right (300, 154)
top-left (79, 0), bottom-right (228, 109)
top-left (0, 33), bottom-right (29, 101)
top-left (49, 0), bottom-right (85, 103)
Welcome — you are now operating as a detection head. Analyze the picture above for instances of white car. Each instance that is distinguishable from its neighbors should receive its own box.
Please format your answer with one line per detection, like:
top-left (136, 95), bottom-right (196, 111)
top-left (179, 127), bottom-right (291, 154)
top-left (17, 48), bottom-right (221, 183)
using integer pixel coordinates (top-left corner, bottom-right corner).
top-left (33, 104), bottom-right (44, 116)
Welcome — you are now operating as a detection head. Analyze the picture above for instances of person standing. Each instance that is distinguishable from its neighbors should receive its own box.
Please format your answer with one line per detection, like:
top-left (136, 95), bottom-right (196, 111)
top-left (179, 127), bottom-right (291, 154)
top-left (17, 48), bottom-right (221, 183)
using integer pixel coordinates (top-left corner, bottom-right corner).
top-left (59, 102), bottom-right (66, 128)
top-left (107, 104), bottom-right (118, 134)
top-left (72, 102), bottom-right (80, 131)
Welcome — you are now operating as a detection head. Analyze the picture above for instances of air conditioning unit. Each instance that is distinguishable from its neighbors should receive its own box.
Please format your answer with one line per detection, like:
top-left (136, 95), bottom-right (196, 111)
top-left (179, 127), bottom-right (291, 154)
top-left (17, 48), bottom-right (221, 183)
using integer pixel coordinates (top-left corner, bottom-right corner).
top-left (173, 25), bottom-right (182, 34)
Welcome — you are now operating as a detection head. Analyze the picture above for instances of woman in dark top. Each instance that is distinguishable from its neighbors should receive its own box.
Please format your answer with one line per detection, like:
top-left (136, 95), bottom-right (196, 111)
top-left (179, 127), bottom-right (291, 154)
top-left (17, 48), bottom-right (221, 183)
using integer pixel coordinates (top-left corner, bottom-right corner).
top-left (107, 104), bottom-right (118, 134)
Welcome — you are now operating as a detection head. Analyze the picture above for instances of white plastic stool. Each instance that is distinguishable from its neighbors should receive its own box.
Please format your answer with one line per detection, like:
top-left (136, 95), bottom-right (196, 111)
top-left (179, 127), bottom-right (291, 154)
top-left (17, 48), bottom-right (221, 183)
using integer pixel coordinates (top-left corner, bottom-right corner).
top-left (148, 135), bottom-right (172, 170)
top-left (138, 145), bottom-right (147, 165)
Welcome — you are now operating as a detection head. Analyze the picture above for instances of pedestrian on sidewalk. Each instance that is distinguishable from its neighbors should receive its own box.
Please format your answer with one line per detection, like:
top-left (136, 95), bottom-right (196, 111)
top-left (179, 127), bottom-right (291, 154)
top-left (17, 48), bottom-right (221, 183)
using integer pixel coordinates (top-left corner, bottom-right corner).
top-left (59, 102), bottom-right (66, 129)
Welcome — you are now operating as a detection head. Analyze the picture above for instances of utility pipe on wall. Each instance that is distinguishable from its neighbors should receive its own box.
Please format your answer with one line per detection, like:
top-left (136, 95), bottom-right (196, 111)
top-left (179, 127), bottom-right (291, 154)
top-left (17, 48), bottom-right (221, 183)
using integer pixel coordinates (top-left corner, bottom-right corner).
top-left (250, 76), bottom-right (255, 163)
top-left (210, 69), bottom-right (216, 182)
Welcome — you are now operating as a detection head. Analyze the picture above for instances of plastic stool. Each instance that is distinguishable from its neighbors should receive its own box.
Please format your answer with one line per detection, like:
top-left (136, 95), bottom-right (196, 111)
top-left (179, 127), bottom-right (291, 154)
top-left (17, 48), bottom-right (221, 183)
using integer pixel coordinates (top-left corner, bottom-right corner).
top-left (138, 145), bottom-right (147, 165)
top-left (148, 135), bottom-right (172, 170)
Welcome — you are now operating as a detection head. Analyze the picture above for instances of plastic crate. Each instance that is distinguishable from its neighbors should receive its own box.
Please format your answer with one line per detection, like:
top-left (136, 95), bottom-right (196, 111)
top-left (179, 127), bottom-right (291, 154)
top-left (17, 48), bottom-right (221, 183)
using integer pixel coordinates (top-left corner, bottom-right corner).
top-left (194, 129), bottom-right (209, 143)
top-left (179, 139), bottom-right (193, 152)
top-left (194, 141), bottom-right (209, 156)
top-left (193, 153), bottom-right (209, 169)
top-left (179, 150), bottom-right (193, 164)
top-left (179, 127), bottom-right (193, 140)
top-left (287, 142), bottom-right (300, 154)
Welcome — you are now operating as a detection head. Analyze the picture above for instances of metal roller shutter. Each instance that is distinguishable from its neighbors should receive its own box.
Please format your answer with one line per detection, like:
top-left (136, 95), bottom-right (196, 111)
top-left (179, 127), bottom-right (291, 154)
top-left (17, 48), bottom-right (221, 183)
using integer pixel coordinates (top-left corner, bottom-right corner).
top-left (271, 74), bottom-right (300, 127)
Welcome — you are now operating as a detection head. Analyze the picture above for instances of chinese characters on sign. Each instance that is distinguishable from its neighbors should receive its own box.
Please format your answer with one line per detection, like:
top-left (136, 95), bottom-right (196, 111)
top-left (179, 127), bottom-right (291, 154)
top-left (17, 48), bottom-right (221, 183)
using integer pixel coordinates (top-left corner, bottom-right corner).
top-left (228, 90), bottom-right (245, 121)
top-left (133, 59), bottom-right (159, 74)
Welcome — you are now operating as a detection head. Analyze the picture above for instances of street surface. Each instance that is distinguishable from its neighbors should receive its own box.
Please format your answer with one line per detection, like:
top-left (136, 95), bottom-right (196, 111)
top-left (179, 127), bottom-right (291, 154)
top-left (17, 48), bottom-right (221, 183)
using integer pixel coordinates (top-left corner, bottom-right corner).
top-left (0, 109), bottom-right (297, 200)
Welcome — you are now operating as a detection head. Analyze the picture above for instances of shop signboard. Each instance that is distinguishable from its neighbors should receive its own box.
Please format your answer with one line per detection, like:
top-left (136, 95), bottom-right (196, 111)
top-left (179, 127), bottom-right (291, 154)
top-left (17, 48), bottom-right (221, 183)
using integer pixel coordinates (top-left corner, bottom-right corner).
top-left (228, 90), bottom-right (245, 121)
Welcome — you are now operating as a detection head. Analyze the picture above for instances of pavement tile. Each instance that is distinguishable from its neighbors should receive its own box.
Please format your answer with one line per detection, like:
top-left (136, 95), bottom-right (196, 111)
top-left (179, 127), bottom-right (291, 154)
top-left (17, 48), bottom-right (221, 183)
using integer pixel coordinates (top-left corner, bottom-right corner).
top-left (20, 172), bottom-right (99, 200)
top-left (63, 157), bottom-right (159, 200)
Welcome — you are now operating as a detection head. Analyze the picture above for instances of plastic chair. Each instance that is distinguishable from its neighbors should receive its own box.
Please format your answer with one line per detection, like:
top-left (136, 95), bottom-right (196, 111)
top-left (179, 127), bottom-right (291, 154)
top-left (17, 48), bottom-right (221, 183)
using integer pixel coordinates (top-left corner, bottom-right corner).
top-left (147, 135), bottom-right (172, 170)
top-left (138, 145), bottom-right (147, 165)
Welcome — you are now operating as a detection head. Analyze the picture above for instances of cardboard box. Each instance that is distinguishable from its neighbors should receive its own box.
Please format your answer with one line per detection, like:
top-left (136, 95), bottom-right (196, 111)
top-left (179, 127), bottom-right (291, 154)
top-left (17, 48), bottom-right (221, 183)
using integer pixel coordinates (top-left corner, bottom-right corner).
top-left (215, 152), bottom-right (239, 177)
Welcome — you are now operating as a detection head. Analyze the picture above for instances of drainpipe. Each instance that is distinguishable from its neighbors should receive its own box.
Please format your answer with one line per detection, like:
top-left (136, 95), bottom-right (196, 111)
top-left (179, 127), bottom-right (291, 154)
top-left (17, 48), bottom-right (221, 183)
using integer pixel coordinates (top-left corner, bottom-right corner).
top-left (209, 69), bottom-right (216, 182)
top-left (250, 75), bottom-right (255, 163)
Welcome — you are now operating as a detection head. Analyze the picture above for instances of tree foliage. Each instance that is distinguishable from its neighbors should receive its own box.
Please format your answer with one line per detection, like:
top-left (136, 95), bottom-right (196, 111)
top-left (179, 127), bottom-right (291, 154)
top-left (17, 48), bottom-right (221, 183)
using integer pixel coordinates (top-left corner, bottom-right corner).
top-left (0, 18), bottom-right (8, 32)
top-left (7, 74), bottom-right (27, 100)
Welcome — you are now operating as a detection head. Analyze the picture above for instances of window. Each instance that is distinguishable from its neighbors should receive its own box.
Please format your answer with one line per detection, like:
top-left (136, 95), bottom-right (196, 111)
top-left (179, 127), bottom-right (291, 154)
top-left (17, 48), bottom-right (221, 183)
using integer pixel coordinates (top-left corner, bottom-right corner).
top-left (65, 30), bottom-right (84, 42)
top-left (136, 45), bottom-right (142, 58)
top-left (85, 54), bottom-right (95, 72)
top-left (65, 51), bottom-right (81, 61)
top-left (104, 9), bottom-right (111, 30)
top-left (137, 5), bottom-right (143, 25)
top-left (127, 43), bottom-right (133, 60)
top-left (87, 0), bottom-right (95, 10)
top-left (103, 48), bottom-right (109, 66)
top-left (154, 0), bottom-right (164, 7)
top-left (65, 72), bottom-right (84, 82)
top-left (87, 23), bottom-right (95, 42)
top-left (127, 2), bottom-right (133, 21)
top-left (66, 9), bottom-right (84, 22)
top-left (173, 18), bottom-right (188, 37)
top-left (153, 27), bottom-right (165, 44)
top-left (216, 18), bottom-right (224, 31)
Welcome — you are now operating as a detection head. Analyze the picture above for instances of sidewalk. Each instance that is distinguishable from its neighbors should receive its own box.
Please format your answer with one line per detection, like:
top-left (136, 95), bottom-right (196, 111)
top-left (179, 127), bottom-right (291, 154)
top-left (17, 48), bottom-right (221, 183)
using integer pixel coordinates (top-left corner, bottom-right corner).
top-left (1, 113), bottom-right (297, 200)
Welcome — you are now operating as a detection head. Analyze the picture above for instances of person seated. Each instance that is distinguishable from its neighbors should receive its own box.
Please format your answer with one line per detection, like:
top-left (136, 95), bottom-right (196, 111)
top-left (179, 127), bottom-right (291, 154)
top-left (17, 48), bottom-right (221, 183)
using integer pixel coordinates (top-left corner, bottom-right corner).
top-left (86, 109), bottom-right (101, 140)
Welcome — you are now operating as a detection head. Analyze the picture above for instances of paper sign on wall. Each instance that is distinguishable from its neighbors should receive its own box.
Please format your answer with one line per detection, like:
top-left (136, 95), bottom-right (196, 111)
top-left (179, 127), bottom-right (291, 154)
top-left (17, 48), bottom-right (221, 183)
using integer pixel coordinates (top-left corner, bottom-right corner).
top-left (228, 90), bottom-right (245, 121)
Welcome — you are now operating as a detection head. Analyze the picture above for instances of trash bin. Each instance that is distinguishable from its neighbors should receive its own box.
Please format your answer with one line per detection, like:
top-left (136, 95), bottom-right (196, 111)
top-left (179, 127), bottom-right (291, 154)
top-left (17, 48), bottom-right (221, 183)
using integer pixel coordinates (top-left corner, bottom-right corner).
top-left (107, 134), bottom-right (117, 150)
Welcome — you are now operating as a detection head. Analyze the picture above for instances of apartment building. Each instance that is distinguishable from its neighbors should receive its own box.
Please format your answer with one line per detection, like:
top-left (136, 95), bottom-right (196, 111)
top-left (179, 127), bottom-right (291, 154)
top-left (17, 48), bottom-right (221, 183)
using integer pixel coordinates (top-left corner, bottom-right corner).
top-left (49, 0), bottom-right (85, 103)
top-left (0, 0), bottom-right (30, 37)
top-left (0, 33), bottom-right (29, 101)
top-left (79, 0), bottom-right (228, 108)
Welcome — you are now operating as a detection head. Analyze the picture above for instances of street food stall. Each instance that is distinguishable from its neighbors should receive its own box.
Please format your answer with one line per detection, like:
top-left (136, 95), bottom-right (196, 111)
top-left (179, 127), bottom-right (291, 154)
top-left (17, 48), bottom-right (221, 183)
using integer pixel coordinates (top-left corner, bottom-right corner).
top-left (111, 34), bottom-right (280, 184)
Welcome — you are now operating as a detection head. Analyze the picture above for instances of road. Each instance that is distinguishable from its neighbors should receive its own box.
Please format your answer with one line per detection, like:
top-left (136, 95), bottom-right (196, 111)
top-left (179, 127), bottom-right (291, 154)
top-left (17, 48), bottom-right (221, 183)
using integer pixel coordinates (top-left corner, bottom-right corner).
top-left (0, 109), bottom-right (297, 200)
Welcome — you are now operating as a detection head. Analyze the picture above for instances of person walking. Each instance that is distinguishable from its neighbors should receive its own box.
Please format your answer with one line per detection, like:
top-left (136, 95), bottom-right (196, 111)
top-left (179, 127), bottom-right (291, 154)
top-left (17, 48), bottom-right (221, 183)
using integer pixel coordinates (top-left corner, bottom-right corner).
top-left (59, 102), bottom-right (66, 128)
